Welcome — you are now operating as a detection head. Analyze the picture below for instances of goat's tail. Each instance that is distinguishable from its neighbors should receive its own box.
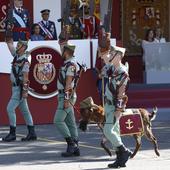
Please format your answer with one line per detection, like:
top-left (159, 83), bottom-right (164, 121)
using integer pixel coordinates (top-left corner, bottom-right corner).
top-left (149, 106), bottom-right (158, 121)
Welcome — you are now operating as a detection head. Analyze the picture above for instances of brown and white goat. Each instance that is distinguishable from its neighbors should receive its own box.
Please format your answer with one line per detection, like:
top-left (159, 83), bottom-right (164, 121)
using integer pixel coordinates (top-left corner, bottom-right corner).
top-left (79, 103), bottom-right (160, 158)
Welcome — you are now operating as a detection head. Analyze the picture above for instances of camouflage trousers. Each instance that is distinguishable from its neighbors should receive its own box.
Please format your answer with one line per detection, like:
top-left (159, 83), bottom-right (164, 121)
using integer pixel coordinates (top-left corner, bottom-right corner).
top-left (7, 86), bottom-right (33, 127)
top-left (54, 93), bottom-right (78, 139)
top-left (103, 103), bottom-right (123, 151)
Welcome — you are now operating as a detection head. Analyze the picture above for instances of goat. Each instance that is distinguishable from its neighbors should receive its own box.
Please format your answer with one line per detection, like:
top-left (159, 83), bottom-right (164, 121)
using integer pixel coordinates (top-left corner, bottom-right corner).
top-left (79, 98), bottom-right (160, 158)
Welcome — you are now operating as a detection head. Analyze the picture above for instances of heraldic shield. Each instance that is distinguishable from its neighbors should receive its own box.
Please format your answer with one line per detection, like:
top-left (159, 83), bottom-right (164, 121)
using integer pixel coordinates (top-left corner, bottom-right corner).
top-left (34, 53), bottom-right (56, 90)
top-left (29, 46), bottom-right (63, 99)
top-left (120, 109), bottom-right (144, 136)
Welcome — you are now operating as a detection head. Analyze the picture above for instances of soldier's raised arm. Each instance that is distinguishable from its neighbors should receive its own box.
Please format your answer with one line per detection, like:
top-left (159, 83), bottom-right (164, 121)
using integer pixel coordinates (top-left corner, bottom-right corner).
top-left (6, 36), bottom-right (15, 57)
top-left (58, 25), bottom-right (70, 53)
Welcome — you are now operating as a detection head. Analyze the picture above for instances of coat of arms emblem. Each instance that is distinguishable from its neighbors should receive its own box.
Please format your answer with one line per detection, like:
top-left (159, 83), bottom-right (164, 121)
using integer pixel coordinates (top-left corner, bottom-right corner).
top-left (33, 53), bottom-right (56, 90)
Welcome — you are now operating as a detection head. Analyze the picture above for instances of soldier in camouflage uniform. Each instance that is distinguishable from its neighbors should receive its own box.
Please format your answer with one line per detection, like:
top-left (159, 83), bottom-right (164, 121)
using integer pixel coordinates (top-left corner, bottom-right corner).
top-left (53, 35), bottom-right (80, 157)
top-left (99, 36), bottom-right (132, 168)
top-left (2, 37), bottom-right (37, 142)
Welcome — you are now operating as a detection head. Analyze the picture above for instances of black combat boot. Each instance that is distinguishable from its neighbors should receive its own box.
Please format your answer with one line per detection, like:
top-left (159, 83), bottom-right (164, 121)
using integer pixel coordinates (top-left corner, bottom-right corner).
top-left (2, 126), bottom-right (16, 142)
top-left (21, 125), bottom-right (37, 141)
top-left (108, 145), bottom-right (132, 168)
top-left (61, 137), bottom-right (79, 157)
top-left (73, 138), bottom-right (80, 156)
top-left (108, 151), bottom-right (124, 168)
top-left (118, 145), bottom-right (132, 166)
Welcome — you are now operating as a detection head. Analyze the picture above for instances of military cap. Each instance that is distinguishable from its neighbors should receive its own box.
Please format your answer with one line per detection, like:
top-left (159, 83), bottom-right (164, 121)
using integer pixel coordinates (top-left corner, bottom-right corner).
top-left (41, 9), bottom-right (50, 14)
top-left (64, 43), bottom-right (76, 52)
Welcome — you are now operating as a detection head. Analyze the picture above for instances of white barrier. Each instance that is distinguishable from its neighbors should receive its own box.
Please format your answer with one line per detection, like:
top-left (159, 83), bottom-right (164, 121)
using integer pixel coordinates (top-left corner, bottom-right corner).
top-left (142, 42), bottom-right (170, 84)
top-left (0, 39), bottom-right (116, 74)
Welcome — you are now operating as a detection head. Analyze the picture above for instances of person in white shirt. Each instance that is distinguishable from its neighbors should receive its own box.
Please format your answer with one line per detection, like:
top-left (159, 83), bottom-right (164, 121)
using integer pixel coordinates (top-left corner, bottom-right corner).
top-left (154, 28), bottom-right (166, 43)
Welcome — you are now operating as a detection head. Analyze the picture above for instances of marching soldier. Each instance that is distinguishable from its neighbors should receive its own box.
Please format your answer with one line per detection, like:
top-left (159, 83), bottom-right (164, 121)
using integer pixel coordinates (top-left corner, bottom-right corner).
top-left (99, 34), bottom-right (132, 168)
top-left (38, 9), bottom-right (57, 40)
top-left (53, 29), bottom-right (80, 157)
top-left (2, 35), bottom-right (37, 142)
top-left (6, 0), bottom-right (30, 41)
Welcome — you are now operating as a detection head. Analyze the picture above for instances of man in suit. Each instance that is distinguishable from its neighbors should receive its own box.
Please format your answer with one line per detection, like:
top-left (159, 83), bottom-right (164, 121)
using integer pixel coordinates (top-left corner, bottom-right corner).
top-left (6, 0), bottom-right (30, 41)
top-left (38, 9), bottom-right (57, 40)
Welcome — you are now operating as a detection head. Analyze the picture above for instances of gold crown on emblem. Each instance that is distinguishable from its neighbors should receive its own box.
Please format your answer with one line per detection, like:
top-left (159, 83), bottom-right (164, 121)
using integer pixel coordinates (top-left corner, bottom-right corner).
top-left (36, 53), bottom-right (52, 63)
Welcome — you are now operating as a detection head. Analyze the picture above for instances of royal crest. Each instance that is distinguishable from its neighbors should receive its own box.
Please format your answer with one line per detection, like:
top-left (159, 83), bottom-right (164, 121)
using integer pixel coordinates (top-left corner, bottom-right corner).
top-left (29, 46), bottom-right (62, 99)
top-left (33, 53), bottom-right (56, 90)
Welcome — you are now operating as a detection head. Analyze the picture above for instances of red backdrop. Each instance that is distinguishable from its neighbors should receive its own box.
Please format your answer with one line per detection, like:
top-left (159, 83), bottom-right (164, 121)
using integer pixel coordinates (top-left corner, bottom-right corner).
top-left (0, 0), bottom-right (144, 125)
top-left (0, 70), bottom-right (101, 125)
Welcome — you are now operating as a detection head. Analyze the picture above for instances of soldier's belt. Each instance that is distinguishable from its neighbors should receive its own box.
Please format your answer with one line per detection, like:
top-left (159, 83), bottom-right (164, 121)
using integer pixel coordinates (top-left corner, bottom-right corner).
top-left (58, 89), bottom-right (65, 94)
top-left (12, 83), bottom-right (19, 87)
top-left (104, 97), bottom-right (115, 105)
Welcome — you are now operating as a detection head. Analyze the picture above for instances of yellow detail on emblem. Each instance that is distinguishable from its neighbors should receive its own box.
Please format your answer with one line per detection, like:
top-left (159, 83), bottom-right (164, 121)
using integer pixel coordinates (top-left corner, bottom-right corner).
top-left (125, 119), bottom-right (134, 130)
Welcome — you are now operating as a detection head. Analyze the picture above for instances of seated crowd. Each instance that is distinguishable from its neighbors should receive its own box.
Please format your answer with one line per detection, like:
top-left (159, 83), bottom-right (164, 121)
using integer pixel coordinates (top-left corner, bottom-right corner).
top-left (6, 0), bottom-right (99, 42)
top-left (142, 27), bottom-right (166, 45)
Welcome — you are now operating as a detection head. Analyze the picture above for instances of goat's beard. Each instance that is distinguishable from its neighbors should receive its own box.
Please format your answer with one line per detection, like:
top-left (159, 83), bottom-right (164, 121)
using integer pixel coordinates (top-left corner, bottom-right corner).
top-left (79, 120), bottom-right (88, 132)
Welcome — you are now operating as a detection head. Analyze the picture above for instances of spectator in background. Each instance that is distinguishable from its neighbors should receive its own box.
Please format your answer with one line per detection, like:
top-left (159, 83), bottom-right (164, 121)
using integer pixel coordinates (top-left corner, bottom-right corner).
top-left (154, 28), bottom-right (166, 43)
top-left (142, 28), bottom-right (155, 48)
top-left (143, 28), bottom-right (155, 43)
top-left (30, 24), bottom-right (44, 41)
top-left (38, 9), bottom-right (57, 40)
top-left (79, 5), bottom-right (95, 39)
top-left (6, 0), bottom-right (30, 41)
top-left (142, 28), bottom-right (156, 70)
top-left (68, 7), bottom-right (83, 39)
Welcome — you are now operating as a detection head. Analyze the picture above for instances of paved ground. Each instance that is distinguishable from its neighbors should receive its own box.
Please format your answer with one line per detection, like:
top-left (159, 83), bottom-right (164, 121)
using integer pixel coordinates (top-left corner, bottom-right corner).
top-left (0, 109), bottom-right (170, 170)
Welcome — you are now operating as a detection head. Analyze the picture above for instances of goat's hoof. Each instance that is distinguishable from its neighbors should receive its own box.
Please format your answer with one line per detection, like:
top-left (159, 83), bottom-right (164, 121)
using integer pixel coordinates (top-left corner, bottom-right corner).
top-left (156, 151), bottom-right (160, 157)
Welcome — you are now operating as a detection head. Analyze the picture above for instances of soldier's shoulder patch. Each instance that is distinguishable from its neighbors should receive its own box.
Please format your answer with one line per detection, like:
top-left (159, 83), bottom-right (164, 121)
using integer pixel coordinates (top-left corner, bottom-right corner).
top-left (70, 65), bottom-right (76, 72)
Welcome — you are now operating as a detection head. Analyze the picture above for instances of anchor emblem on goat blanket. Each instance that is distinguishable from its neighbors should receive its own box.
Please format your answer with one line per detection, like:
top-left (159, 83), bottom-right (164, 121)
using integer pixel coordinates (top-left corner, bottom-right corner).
top-left (119, 109), bottom-right (144, 136)
top-left (125, 119), bottom-right (134, 130)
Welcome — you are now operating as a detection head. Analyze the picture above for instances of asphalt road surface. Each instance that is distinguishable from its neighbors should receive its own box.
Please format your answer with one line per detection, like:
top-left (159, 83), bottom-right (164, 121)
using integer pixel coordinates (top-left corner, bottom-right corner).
top-left (0, 108), bottom-right (170, 170)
